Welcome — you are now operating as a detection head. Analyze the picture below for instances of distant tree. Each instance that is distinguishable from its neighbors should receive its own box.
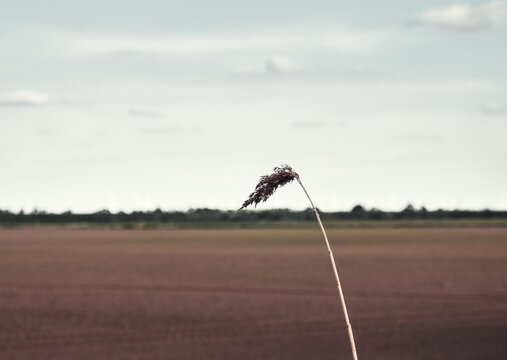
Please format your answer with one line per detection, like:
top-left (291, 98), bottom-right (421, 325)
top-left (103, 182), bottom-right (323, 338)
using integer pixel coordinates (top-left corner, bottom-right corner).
top-left (351, 205), bottom-right (365, 214)
top-left (30, 208), bottom-right (47, 215)
top-left (402, 204), bottom-right (415, 213)
top-left (400, 204), bottom-right (416, 219)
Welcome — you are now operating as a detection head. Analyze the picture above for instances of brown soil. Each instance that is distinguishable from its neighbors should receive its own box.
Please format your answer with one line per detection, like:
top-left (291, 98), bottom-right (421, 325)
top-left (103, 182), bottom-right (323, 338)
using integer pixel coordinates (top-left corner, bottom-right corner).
top-left (1, 228), bottom-right (506, 359)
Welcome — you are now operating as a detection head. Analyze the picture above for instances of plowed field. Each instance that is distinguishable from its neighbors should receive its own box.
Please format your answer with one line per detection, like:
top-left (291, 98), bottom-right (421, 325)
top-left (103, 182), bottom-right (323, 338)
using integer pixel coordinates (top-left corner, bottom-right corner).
top-left (1, 228), bottom-right (506, 359)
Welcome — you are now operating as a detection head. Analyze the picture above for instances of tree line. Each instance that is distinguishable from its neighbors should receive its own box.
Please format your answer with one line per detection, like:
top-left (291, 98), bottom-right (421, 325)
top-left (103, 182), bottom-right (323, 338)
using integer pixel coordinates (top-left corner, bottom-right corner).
top-left (0, 205), bottom-right (506, 225)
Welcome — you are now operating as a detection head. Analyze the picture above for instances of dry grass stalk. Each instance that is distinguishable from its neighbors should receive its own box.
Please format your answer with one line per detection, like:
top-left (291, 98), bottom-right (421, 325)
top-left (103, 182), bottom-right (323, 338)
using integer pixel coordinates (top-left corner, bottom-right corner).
top-left (239, 164), bottom-right (358, 360)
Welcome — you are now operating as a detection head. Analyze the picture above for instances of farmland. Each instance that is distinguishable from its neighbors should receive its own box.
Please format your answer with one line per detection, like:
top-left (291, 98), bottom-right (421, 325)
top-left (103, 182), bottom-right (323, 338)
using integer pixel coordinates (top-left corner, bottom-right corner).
top-left (1, 227), bottom-right (506, 359)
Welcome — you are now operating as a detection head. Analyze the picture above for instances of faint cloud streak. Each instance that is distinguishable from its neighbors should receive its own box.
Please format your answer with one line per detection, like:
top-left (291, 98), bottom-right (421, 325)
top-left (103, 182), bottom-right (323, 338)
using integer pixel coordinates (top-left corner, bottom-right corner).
top-left (234, 55), bottom-right (309, 75)
top-left (50, 29), bottom-right (382, 57)
top-left (129, 108), bottom-right (165, 118)
top-left (481, 102), bottom-right (507, 114)
top-left (292, 121), bottom-right (327, 129)
top-left (0, 90), bottom-right (50, 107)
top-left (393, 133), bottom-right (445, 144)
top-left (408, 1), bottom-right (506, 31)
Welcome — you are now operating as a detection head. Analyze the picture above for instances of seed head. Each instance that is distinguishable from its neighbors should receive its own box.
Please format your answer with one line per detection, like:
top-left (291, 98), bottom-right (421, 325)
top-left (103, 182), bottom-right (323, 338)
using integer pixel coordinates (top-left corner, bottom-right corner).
top-left (238, 165), bottom-right (299, 211)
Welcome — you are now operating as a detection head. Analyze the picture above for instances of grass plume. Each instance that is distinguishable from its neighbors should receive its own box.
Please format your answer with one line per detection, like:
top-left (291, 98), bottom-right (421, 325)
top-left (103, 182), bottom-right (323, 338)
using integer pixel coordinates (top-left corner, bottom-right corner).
top-left (239, 164), bottom-right (359, 360)
top-left (239, 165), bottom-right (297, 210)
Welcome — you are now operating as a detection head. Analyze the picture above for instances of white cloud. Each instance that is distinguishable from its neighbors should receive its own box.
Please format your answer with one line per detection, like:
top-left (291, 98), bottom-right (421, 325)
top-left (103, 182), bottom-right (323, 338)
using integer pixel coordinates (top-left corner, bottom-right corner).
top-left (235, 55), bottom-right (309, 75)
top-left (265, 55), bottom-right (309, 74)
top-left (292, 121), bottom-right (327, 129)
top-left (392, 133), bottom-right (445, 144)
top-left (106, 193), bottom-right (122, 213)
top-left (134, 195), bottom-right (156, 211)
top-left (48, 29), bottom-right (380, 57)
top-left (410, 1), bottom-right (507, 30)
top-left (0, 90), bottom-right (50, 107)
top-left (129, 108), bottom-right (165, 118)
top-left (481, 102), bottom-right (507, 114)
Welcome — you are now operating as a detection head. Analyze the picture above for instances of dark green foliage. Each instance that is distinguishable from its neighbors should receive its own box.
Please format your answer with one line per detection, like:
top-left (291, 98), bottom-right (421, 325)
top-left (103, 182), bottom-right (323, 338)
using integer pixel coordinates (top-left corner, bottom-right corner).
top-left (0, 207), bottom-right (506, 226)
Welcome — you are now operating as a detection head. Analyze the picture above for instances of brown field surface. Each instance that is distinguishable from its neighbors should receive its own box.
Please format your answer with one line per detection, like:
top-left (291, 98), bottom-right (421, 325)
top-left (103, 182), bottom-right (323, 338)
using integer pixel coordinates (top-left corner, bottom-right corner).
top-left (1, 227), bottom-right (506, 359)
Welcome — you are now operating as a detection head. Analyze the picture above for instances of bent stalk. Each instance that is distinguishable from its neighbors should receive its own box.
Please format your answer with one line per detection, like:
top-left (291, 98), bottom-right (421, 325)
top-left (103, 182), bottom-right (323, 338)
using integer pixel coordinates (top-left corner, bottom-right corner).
top-left (239, 165), bottom-right (358, 360)
top-left (294, 174), bottom-right (358, 360)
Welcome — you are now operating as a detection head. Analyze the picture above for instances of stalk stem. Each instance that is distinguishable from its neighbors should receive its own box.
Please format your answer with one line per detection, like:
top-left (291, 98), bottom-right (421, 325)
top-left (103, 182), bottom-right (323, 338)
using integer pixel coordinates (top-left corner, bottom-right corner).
top-left (295, 175), bottom-right (358, 360)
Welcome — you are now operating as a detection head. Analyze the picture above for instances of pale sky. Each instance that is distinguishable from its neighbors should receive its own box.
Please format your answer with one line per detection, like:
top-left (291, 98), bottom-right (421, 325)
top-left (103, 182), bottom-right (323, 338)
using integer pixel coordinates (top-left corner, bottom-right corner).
top-left (1, 1), bottom-right (506, 212)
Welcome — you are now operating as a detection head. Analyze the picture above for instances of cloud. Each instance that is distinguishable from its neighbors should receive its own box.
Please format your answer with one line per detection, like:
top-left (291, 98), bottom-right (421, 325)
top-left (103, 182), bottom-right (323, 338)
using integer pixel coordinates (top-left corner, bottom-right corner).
top-left (134, 195), bottom-right (156, 212)
top-left (141, 126), bottom-right (179, 134)
top-left (292, 121), bottom-right (327, 129)
top-left (49, 29), bottom-right (380, 57)
top-left (35, 128), bottom-right (58, 136)
top-left (234, 55), bottom-right (309, 75)
top-left (393, 133), bottom-right (445, 144)
top-left (265, 56), bottom-right (308, 74)
top-left (129, 108), bottom-right (165, 118)
top-left (0, 90), bottom-right (50, 107)
top-left (481, 102), bottom-right (507, 114)
top-left (409, 1), bottom-right (507, 30)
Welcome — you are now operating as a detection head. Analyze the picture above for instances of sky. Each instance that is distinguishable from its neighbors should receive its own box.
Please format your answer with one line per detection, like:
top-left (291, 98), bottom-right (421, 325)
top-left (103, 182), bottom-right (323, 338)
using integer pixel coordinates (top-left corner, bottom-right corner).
top-left (0, 0), bottom-right (506, 213)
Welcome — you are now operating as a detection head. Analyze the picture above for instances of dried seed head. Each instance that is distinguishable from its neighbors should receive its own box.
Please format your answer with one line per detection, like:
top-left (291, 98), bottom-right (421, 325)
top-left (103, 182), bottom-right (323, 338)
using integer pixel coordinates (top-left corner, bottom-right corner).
top-left (238, 165), bottom-right (299, 211)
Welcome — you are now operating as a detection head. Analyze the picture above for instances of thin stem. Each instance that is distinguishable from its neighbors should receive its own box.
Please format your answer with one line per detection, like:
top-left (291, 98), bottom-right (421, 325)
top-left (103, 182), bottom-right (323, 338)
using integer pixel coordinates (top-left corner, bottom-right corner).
top-left (295, 176), bottom-right (358, 360)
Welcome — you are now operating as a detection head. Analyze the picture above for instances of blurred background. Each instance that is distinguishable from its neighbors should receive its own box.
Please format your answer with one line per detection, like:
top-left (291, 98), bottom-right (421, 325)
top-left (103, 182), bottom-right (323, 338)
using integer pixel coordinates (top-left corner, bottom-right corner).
top-left (1, 0), bottom-right (506, 213)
